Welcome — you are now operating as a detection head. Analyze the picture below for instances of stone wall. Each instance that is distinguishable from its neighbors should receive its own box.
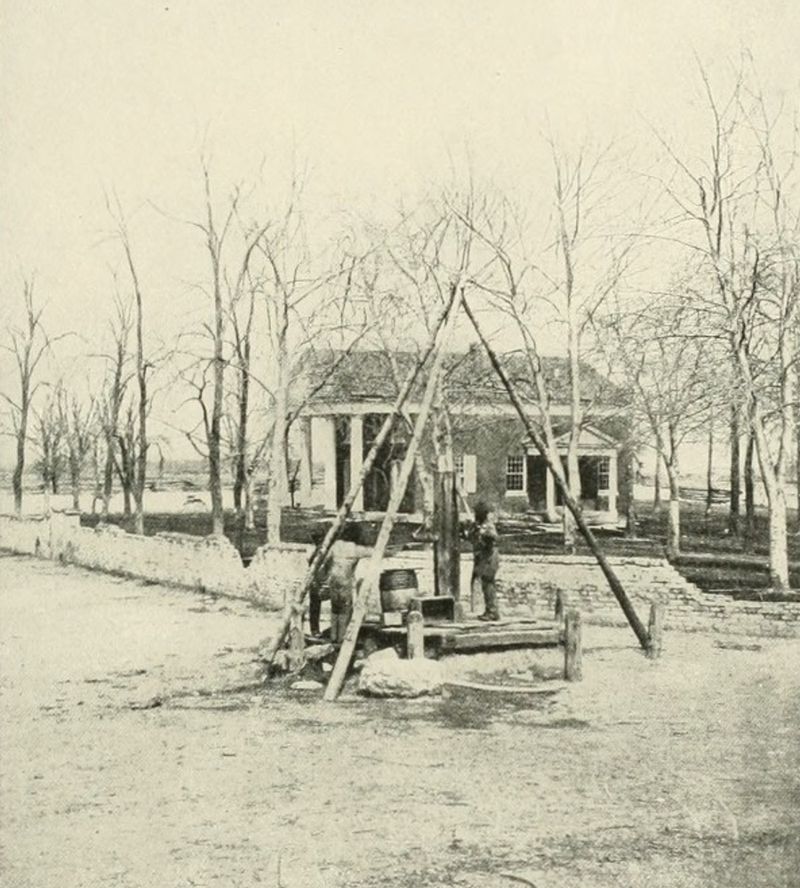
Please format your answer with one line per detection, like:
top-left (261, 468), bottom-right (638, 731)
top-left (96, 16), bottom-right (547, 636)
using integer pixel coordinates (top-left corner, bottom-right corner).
top-left (0, 511), bottom-right (304, 611)
top-left (3, 511), bottom-right (800, 637)
top-left (383, 550), bottom-right (800, 639)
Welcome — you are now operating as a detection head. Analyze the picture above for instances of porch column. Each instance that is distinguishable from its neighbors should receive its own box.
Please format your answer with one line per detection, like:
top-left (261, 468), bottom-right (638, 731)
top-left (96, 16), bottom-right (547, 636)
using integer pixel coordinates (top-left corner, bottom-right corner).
top-left (298, 416), bottom-right (313, 504)
top-left (350, 415), bottom-right (364, 511)
top-left (545, 463), bottom-right (556, 522)
top-left (310, 416), bottom-right (337, 510)
top-left (608, 452), bottom-right (618, 520)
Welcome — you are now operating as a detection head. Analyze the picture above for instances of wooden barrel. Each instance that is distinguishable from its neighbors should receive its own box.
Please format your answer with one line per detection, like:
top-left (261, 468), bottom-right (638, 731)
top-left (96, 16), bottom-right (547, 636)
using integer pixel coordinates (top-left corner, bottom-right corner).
top-left (379, 568), bottom-right (419, 612)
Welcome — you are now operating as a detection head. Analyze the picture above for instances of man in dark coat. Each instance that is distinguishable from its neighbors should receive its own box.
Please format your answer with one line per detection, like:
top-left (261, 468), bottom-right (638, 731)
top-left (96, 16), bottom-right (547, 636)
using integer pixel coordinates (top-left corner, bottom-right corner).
top-left (468, 500), bottom-right (500, 621)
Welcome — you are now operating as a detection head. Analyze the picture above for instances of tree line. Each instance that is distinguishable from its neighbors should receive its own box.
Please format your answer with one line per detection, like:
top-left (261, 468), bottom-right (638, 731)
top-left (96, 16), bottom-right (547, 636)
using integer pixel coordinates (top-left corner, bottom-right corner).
top-left (2, 64), bottom-right (798, 590)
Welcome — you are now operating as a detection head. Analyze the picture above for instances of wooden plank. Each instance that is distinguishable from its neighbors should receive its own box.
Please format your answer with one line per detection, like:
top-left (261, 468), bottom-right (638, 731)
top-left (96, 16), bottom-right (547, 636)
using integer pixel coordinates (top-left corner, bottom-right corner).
top-left (442, 628), bottom-right (563, 652)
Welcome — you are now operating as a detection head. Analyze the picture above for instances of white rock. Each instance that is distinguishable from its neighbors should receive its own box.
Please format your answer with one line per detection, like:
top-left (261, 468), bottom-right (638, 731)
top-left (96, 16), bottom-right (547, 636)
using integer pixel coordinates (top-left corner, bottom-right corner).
top-left (291, 680), bottom-right (323, 691)
top-left (358, 648), bottom-right (443, 698)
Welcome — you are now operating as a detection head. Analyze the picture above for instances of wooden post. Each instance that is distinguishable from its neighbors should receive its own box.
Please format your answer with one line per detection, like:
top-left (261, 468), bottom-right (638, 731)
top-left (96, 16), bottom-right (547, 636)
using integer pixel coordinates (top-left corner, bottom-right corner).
top-left (647, 600), bottom-right (665, 659)
top-left (263, 285), bottom-right (460, 671)
top-left (433, 464), bottom-right (460, 601)
top-left (323, 284), bottom-right (465, 702)
top-left (287, 607), bottom-right (305, 672)
top-left (464, 297), bottom-right (651, 652)
top-left (564, 609), bottom-right (582, 682)
top-left (554, 589), bottom-right (565, 623)
top-left (406, 609), bottom-right (425, 660)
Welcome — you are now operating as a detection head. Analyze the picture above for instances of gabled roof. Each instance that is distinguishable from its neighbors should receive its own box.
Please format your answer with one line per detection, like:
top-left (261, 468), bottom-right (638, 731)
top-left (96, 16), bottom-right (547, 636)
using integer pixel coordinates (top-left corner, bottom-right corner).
top-left (303, 346), bottom-right (624, 409)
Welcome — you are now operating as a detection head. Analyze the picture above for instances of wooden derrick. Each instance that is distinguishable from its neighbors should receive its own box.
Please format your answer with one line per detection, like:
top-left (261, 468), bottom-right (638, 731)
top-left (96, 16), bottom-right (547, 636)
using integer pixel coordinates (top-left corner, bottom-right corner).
top-left (263, 285), bottom-right (460, 671)
top-left (323, 284), bottom-right (465, 701)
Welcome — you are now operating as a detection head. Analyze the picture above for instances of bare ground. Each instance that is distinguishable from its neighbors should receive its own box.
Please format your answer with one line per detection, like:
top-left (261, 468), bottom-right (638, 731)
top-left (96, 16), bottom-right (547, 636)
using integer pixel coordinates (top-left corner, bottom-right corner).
top-left (1, 553), bottom-right (799, 888)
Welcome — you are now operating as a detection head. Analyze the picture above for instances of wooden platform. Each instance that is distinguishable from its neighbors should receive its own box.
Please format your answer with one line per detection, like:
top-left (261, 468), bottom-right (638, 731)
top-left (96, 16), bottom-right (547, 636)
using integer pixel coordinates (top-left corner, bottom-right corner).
top-left (363, 616), bottom-right (564, 656)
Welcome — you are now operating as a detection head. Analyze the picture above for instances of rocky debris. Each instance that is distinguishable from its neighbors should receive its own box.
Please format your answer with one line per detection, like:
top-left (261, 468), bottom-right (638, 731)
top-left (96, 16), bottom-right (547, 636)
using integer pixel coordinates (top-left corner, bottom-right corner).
top-left (291, 680), bottom-right (323, 691)
top-left (358, 648), bottom-right (443, 698)
top-left (129, 696), bottom-right (163, 710)
top-left (304, 643), bottom-right (335, 662)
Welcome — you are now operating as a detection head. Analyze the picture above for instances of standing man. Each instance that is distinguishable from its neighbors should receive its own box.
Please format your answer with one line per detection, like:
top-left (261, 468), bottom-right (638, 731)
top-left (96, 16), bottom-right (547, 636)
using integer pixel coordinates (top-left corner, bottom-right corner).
top-left (308, 523), bottom-right (371, 642)
top-left (468, 500), bottom-right (500, 622)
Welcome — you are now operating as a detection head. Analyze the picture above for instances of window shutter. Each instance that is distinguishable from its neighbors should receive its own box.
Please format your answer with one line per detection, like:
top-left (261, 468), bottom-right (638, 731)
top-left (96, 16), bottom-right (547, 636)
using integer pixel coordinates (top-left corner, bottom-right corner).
top-left (463, 454), bottom-right (477, 494)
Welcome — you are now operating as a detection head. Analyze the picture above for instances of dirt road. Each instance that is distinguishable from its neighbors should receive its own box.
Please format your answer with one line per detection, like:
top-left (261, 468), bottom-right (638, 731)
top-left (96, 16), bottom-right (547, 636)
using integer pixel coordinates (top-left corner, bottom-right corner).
top-left (1, 553), bottom-right (799, 887)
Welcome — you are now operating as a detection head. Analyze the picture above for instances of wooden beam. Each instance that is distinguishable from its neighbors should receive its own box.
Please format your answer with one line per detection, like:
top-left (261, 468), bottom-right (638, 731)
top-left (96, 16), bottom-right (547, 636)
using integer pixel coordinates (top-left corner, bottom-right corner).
top-left (440, 627), bottom-right (563, 652)
top-left (433, 466), bottom-right (460, 600)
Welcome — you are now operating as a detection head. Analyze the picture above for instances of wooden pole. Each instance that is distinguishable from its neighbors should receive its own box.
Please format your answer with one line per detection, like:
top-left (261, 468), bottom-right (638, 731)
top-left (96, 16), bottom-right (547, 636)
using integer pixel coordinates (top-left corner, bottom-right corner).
top-left (433, 463), bottom-right (460, 601)
top-left (406, 609), bottom-right (425, 660)
top-left (463, 297), bottom-right (651, 652)
top-left (287, 607), bottom-right (305, 672)
top-left (554, 589), bottom-right (565, 623)
top-left (564, 609), bottom-right (582, 681)
top-left (646, 601), bottom-right (664, 659)
top-left (263, 286), bottom-right (460, 670)
top-left (323, 284), bottom-right (465, 701)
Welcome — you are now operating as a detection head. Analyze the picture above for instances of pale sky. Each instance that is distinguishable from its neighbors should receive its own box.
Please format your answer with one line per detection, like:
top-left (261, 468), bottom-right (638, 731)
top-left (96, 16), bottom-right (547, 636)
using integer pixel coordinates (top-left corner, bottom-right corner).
top-left (2, 0), bottom-right (799, 466)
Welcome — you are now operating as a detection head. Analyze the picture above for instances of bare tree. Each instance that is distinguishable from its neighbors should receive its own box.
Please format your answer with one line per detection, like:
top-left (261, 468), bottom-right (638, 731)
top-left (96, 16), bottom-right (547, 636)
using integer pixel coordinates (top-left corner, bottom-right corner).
top-left (1, 278), bottom-right (67, 514)
top-left (453, 151), bottom-right (633, 546)
top-left (34, 386), bottom-right (65, 498)
top-left (599, 293), bottom-right (713, 558)
top-left (106, 195), bottom-right (151, 535)
top-left (59, 387), bottom-right (97, 511)
top-left (252, 176), bottom-right (367, 543)
top-left (654, 66), bottom-right (799, 589)
top-left (96, 290), bottom-right (133, 521)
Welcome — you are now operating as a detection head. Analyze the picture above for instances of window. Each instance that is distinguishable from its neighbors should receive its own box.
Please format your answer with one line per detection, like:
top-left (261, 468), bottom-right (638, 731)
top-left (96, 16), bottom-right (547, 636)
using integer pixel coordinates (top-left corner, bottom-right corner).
top-left (506, 454), bottom-right (525, 492)
top-left (454, 454), bottom-right (465, 489)
top-left (598, 456), bottom-right (610, 490)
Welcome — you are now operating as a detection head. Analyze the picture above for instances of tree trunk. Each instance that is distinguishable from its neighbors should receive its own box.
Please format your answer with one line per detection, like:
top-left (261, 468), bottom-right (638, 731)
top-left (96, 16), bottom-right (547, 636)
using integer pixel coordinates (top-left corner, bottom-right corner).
top-left (665, 460), bottom-right (681, 559)
top-left (13, 409), bottom-right (27, 515)
top-left (563, 449), bottom-right (580, 553)
top-left (133, 389), bottom-right (146, 535)
top-left (233, 345), bottom-right (250, 517)
top-left (653, 440), bottom-right (662, 512)
top-left (744, 428), bottom-right (756, 546)
top-left (69, 449), bottom-right (81, 511)
top-left (208, 317), bottom-right (225, 537)
top-left (243, 470), bottom-right (255, 531)
top-left (750, 404), bottom-right (790, 592)
top-left (624, 449), bottom-right (638, 539)
top-left (101, 431), bottom-right (115, 521)
top-left (121, 474), bottom-right (132, 518)
top-left (729, 404), bottom-right (741, 536)
top-left (267, 377), bottom-right (288, 544)
top-left (705, 413), bottom-right (714, 521)
top-left (767, 487), bottom-right (790, 593)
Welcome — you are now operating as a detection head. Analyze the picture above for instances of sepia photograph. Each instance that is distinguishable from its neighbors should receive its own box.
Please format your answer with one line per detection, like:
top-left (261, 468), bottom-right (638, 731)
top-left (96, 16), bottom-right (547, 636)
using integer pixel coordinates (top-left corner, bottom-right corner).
top-left (1, 2), bottom-right (799, 886)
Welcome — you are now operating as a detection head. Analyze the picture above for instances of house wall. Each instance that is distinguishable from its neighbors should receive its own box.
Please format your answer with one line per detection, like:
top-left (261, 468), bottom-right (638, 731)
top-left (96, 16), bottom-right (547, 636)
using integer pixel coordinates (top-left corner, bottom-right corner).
top-left (451, 417), bottom-right (530, 512)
